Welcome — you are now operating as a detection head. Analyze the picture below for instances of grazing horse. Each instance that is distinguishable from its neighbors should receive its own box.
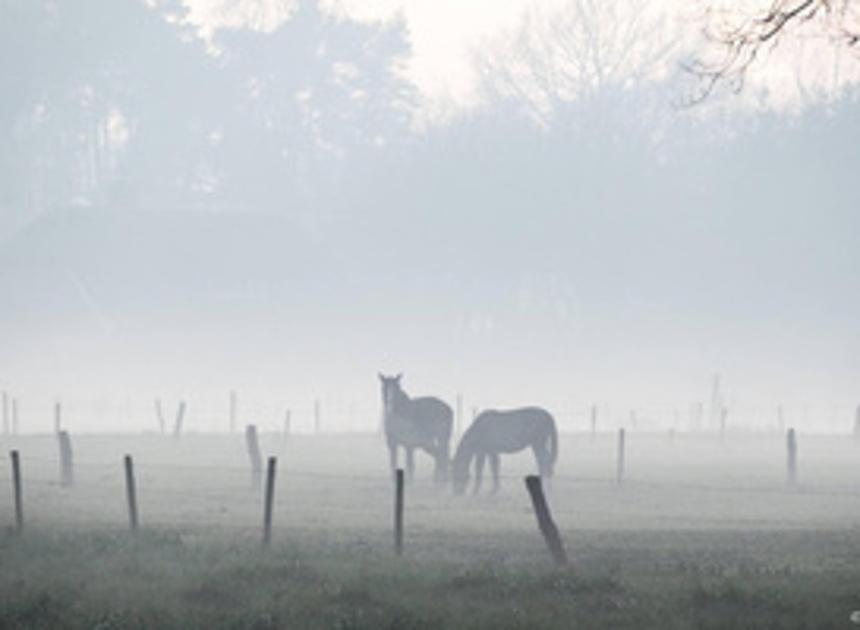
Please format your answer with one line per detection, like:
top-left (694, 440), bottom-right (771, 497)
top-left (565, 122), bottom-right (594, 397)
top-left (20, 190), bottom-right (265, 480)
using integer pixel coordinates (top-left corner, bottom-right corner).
top-left (452, 407), bottom-right (558, 495)
top-left (379, 373), bottom-right (453, 483)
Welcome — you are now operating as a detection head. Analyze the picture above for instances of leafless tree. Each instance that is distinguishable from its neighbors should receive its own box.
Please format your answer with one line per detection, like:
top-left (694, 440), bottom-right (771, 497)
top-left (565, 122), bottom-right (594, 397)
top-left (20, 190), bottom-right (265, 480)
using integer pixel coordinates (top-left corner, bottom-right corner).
top-left (685, 0), bottom-right (860, 101)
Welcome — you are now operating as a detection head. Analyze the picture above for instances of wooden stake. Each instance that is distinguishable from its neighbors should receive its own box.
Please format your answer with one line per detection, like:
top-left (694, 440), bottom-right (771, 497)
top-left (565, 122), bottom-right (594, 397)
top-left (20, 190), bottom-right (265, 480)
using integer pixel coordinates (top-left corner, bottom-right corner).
top-left (262, 456), bottom-right (277, 547)
top-left (124, 455), bottom-right (138, 531)
top-left (10, 450), bottom-right (22, 533)
top-left (245, 425), bottom-right (262, 489)
top-left (11, 398), bottom-right (18, 435)
top-left (58, 430), bottom-right (74, 487)
top-left (154, 399), bottom-right (165, 435)
top-left (172, 401), bottom-right (186, 439)
top-left (524, 475), bottom-right (568, 566)
top-left (616, 428), bottom-right (626, 485)
top-left (394, 468), bottom-right (404, 556)
top-left (54, 401), bottom-right (61, 434)
top-left (787, 428), bottom-right (797, 485)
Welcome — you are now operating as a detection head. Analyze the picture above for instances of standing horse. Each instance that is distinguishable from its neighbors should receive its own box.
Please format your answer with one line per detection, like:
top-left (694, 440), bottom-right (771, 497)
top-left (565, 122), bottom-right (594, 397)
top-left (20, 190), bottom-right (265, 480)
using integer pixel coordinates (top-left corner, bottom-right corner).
top-left (452, 407), bottom-right (557, 495)
top-left (379, 373), bottom-right (453, 483)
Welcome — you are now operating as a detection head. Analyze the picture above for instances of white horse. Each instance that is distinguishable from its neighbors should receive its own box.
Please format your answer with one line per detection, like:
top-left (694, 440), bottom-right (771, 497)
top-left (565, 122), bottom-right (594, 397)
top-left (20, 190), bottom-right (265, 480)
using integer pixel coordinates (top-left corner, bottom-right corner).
top-left (379, 373), bottom-right (453, 483)
top-left (452, 407), bottom-right (558, 495)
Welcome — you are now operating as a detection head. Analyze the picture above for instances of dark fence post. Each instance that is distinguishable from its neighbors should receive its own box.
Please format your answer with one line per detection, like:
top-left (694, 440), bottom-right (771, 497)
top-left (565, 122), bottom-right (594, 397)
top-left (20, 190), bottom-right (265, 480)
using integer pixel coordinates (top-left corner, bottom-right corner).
top-left (262, 456), bottom-right (277, 547)
top-left (394, 468), bottom-right (404, 556)
top-left (58, 430), bottom-right (74, 487)
top-left (616, 428), bottom-right (626, 485)
top-left (524, 475), bottom-right (568, 566)
top-left (154, 398), bottom-right (165, 434)
top-left (54, 401), bottom-right (61, 434)
top-left (246, 424), bottom-right (263, 489)
top-left (124, 455), bottom-right (138, 531)
top-left (172, 401), bottom-right (186, 439)
top-left (11, 450), bottom-right (22, 533)
top-left (12, 398), bottom-right (18, 435)
top-left (787, 428), bottom-right (797, 485)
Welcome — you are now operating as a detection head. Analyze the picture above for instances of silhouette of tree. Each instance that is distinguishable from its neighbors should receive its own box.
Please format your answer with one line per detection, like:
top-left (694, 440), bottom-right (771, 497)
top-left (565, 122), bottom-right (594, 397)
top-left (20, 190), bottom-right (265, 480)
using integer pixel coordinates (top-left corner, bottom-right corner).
top-left (211, 0), bottom-right (417, 212)
top-left (686, 0), bottom-right (860, 100)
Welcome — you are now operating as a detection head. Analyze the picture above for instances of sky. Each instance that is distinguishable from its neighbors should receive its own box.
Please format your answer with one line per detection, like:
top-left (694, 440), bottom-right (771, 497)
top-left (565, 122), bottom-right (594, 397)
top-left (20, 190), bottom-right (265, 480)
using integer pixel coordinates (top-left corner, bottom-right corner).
top-left (0, 0), bottom-right (858, 433)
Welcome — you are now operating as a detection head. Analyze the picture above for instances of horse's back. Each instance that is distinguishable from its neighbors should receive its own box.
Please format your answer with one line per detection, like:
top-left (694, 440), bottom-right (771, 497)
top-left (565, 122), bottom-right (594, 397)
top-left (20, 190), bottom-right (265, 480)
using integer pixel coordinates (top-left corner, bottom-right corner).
top-left (409, 396), bottom-right (453, 426)
top-left (470, 407), bottom-right (555, 452)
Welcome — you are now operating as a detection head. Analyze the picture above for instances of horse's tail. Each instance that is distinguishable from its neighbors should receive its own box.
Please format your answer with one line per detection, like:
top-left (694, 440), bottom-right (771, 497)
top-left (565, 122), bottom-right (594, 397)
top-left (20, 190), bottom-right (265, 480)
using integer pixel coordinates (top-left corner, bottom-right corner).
top-left (547, 414), bottom-right (558, 477)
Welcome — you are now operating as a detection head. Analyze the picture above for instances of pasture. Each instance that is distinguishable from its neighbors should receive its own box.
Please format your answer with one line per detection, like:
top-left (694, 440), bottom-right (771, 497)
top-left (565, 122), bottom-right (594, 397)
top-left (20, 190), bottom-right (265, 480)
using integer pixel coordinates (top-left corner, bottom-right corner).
top-left (2, 430), bottom-right (860, 628)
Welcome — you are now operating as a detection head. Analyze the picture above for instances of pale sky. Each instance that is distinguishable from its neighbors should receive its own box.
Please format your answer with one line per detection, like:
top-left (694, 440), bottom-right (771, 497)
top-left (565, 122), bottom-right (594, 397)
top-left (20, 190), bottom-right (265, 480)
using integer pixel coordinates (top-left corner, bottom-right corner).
top-left (181, 0), bottom-right (860, 120)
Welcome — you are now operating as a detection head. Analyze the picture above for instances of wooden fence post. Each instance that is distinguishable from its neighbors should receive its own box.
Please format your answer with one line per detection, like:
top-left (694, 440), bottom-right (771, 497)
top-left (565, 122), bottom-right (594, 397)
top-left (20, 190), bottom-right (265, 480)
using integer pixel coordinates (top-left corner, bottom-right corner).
top-left (262, 456), bottom-right (277, 547)
top-left (11, 398), bottom-right (18, 435)
top-left (787, 428), bottom-right (797, 485)
top-left (2, 392), bottom-right (8, 436)
top-left (230, 390), bottom-right (237, 434)
top-left (524, 475), bottom-right (568, 566)
top-left (10, 450), bottom-right (22, 532)
top-left (172, 401), bottom-right (186, 439)
top-left (58, 430), bottom-right (74, 487)
top-left (455, 394), bottom-right (463, 437)
top-left (590, 405), bottom-right (597, 439)
top-left (124, 455), bottom-right (138, 531)
top-left (616, 428), bottom-right (626, 485)
top-left (394, 468), bottom-right (404, 556)
top-left (283, 410), bottom-right (291, 444)
top-left (246, 424), bottom-right (263, 489)
top-left (154, 399), bottom-right (165, 435)
top-left (314, 399), bottom-right (321, 435)
top-left (54, 401), bottom-right (61, 434)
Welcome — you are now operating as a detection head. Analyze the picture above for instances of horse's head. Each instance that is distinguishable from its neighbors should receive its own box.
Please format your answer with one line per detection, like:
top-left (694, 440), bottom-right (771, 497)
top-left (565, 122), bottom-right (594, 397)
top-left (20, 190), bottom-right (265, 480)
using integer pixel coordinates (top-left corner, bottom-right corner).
top-left (378, 372), bottom-right (403, 416)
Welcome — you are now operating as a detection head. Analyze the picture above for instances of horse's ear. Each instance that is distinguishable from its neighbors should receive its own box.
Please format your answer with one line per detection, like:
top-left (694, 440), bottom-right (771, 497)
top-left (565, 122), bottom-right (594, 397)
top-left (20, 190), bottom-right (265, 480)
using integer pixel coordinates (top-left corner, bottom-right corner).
top-left (395, 373), bottom-right (403, 382)
top-left (378, 372), bottom-right (385, 382)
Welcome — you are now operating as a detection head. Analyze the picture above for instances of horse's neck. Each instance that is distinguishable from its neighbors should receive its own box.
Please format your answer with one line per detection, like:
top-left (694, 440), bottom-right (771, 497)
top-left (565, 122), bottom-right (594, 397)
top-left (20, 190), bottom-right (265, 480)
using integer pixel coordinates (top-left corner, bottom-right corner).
top-left (390, 389), bottom-right (410, 414)
top-left (453, 430), bottom-right (476, 465)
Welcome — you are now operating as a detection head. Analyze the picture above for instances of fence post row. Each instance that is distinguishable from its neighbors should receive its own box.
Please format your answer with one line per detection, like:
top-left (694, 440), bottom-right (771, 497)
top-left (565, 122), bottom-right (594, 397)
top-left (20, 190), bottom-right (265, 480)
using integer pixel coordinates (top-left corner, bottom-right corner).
top-left (262, 456), bottom-right (277, 547)
top-left (124, 455), bottom-right (138, 531)
top-left (394, 468), bottom-right (404, 556)
top-left (10, 450), bottom-right (23, 533)
top-left (58, 430), bottom-right (74, 487)
top-left (246, 424), bottom-right (263, 489)
top-left (524, 475), bottom-right (568, 566)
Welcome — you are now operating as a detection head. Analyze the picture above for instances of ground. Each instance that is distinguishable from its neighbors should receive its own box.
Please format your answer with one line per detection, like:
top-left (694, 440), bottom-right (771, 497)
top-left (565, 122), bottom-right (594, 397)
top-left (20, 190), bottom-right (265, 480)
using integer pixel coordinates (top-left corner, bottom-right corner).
top-left (1, 432), bottom-right (859, 628)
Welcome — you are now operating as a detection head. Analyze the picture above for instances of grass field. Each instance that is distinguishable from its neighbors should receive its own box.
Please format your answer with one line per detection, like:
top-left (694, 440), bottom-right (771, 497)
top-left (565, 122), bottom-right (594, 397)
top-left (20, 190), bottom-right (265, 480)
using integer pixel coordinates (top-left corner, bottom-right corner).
top-left (2, 431), bottom-right (860, 628)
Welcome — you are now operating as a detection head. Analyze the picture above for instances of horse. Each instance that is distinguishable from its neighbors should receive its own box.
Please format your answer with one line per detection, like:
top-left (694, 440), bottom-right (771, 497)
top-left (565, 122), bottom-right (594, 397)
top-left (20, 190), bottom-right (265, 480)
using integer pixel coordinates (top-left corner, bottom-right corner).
top-left (451, 407), bottom-right (558, 495)
top-left (379, 373), bottom-right (453, 483)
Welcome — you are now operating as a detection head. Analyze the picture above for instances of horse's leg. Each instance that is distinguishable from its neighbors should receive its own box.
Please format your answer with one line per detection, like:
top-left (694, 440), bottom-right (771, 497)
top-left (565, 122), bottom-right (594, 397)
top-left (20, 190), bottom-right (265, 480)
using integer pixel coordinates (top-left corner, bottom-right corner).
top-left (406, 447), bottom-right (415, 482)
top-left (473, 452), bottom-right (486, 495)
top-left (388, 440), bottom-right (398, 479)
top-left (489, 452), bottom-right (500, 495)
